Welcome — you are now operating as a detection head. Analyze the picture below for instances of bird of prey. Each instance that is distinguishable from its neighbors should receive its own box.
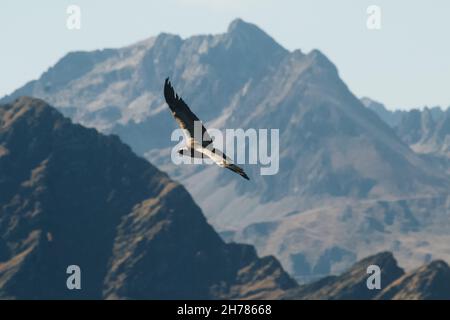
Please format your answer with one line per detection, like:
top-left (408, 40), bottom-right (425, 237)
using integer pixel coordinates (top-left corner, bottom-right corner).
top-left (163, 78), bottom-right (249, 180)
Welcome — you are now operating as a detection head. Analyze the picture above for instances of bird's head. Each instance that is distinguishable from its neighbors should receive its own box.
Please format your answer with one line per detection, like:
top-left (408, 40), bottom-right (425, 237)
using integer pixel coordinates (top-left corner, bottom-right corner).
top-left (177, 148), bottom-right (188, 156)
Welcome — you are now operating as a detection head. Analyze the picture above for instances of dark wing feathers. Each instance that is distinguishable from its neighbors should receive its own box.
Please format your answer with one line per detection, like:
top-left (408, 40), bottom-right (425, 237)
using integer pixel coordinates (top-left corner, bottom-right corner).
top-left (164, 78), bottom-right (213, 147)
top-left (225, 163), bottom-right (250, 180)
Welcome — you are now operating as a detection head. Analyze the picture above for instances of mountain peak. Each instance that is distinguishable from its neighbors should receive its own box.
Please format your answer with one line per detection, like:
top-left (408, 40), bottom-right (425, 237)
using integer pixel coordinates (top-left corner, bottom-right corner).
top-left (227, 18), bottom-right (258, 33)
top-left (283, 252), bottom-right (404, 300)
top-left (226, 18), bottom-right (285, 50)
top-left (375, 259), bottom-right (450, 300)
top-left (356, 251), bottom-right (398, 266)
top-left (306, 49), bottom-right (337, 73)
top-left (0, 96), bottom-right (65, 130)
top-left (284, 252), bottom-right (450, 300)
top-left (427, 260), bottom-right (450, 271)
top-left (154, 32), bottom-right (182, 44)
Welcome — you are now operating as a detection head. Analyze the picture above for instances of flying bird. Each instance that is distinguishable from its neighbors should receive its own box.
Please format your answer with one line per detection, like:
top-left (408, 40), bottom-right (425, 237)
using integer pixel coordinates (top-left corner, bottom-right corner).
top-left (163, 78), bottom-right (249, 180)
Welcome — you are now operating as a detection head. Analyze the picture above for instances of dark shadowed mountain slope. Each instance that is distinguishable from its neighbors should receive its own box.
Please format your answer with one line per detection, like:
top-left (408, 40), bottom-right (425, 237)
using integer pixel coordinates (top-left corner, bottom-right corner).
top-left (0, 97), bottom-right (296, 299)
top-left (284, 251), bottom-right (450, 300)
top-left (375, 260), bottom-right (450, 300)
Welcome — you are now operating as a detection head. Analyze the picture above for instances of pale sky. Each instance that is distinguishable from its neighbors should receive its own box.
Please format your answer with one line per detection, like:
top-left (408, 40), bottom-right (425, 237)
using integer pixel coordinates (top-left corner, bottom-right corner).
top-left (1, 0), bottom-right (449, 110)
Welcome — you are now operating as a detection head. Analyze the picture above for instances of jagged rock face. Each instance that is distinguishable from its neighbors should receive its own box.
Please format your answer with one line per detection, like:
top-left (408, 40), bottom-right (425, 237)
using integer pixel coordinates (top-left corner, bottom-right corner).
top-left (376, 260), bottom-right (450, 300)
top-left (0, 97), bottom-right (168, 299)
top-left (284, 251), bottom-right (450, 300)
top-left (0, 97), bottom-right (296, 299)
top-left (364, 97), bottom-right (450, 157)
top-left (3, 19), bottom-right (450, 284)
top-left (103, 181), bottom-right (296, 299)
top-left (422, 111), bottom-right (450, 156)
top-left (395, 110), bottom-right (433, 145)
top-left (361, 97), bottom-right (405, 127)
top-left (283, 252), bottom-right (404, 300)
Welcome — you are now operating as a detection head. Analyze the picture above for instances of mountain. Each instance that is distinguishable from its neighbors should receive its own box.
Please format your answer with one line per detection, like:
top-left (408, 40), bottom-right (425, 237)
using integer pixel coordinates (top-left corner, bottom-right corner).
top-left (283, 252), bottom-right (404, 300)
top-left (360, 97), bottom-right (406, 127)
top-left (362, 97), bottom-right (450, 157)
top-left (2, 19), bottom-right (450, 282)
top-left (284, 251), bottom-right (450, 300)
top-left (363, 98), bottom-right (450, 179)
top-left (376, 260), bottom-right (450, 300)
top-left (397, 109), bottom-right (450, 157)
top-left (362, 97), bottom-right (448, 126)
top-left (0, 97), bottom-right (296, 299)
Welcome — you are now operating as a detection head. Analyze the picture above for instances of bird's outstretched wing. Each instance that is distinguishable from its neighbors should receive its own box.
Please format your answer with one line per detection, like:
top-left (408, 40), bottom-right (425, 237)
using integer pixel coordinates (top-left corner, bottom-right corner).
top-left (164, 78), bottom-right (213, 147)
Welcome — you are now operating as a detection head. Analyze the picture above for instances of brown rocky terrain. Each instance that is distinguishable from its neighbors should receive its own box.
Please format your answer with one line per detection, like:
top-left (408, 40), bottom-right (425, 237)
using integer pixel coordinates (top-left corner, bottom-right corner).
top-left (284, 251), bottom-right (450, 300)
top-left (0, 97), bottom-right (296, 299)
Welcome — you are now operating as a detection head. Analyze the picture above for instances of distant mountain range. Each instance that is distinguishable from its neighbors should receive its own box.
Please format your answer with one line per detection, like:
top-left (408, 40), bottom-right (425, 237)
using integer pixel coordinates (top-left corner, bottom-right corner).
top-left (2, 19), bottom-right (450, 283)
top-left (0, 97), bottom-right (296, 299)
